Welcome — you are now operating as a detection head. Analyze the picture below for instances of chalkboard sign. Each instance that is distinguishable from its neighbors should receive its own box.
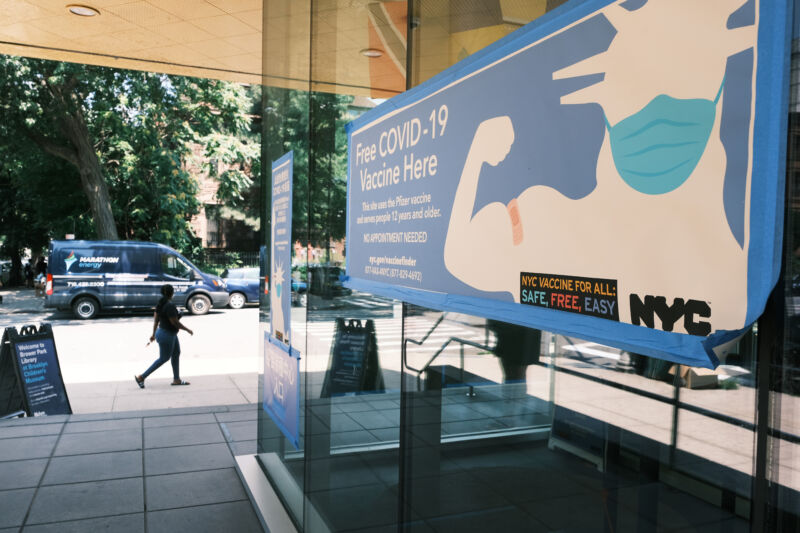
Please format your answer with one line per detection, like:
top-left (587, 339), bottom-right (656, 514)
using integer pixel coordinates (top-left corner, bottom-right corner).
top-left (0, 324), bottom-right (72, 417)
top-left (321, 318), bottom-right (385, 397)
top-left (0, 329), bottom-right (25, 418)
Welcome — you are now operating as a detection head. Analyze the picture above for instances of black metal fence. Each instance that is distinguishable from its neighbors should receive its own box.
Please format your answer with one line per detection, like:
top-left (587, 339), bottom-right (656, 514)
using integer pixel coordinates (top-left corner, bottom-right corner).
top-left (189, 250), bottom-right (260, 276)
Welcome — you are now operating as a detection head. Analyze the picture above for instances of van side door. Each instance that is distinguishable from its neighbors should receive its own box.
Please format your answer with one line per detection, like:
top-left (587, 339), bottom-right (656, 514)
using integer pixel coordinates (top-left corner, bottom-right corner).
top-left (104, 248), bottom-right (157, 309)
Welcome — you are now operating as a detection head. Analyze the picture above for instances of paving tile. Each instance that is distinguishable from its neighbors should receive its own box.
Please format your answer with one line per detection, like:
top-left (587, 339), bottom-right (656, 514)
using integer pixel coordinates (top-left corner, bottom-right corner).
top-left (226, 403), bottom-right (256, 412)
top-left (229, 439), bottom-right (257, 455)
top-left (0, 423), bottom-right (63, 439)
top-left (348, 410), bottom-right (397, 430)
top-left (26, 478), bottom-right (143, 525)
top-left (63, 418), bottom-right (141, 434)
top-left (145, 468), bottom-right (246, 510)
top-left (147, 501), bottom-right (261, 533)
top-left (0, 435), bottom-right (58, 461)
top-left (0, 488), bottom-right (35, 528)
top-left (219, 420), bottom-right (256, 442)
top-left (114, 391), bottom-right (249, 411)
top-left (142, 413), bottom-right (216, 428)
top-left (367, 428), bottom-right (400, 443)
top-left (42, 450), bottom-right (142, 485)
top-left (54, 428), bottom-right (141, 456)
top-left (21, 513), bottom-right (144, 533)
top-left (306, 455), bottom-right (383, 492)
top-left (66, 412), bottom-right (118, 422)
top-left (118, 406), bottom-right (223, 419)
top-left (144, 443), bottom-right (234, 476)
top-left (0, 415), bottom-right (69, 428)
top-left (214, 410), bottom-right (257, 423)
top-left (0, 459), bottom-right (48, 490)
top-left (331, 429), bottom-right (379, 448)
top-left (144, 423), bottom-right (224, 448)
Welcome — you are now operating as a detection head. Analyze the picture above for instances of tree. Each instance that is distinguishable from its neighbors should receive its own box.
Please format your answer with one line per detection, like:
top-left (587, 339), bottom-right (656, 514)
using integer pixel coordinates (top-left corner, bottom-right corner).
top-left (0, 99), bottom-right (92, 283)
top-left (262, 87), bottom-right (352, 256)
top-left (0, 56), bottom-right (258, 249)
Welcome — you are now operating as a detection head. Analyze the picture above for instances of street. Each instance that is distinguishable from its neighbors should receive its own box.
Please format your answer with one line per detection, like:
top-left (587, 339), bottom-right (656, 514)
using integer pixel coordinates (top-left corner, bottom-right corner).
top-left (1, 289), bottom-right (260, 384)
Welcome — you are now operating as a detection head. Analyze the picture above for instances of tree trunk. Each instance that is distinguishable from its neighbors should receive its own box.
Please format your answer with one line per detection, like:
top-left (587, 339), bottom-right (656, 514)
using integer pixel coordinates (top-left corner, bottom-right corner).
top-left (60, 111), bottom-right (119, 240)
top-left (28, 100), bottom-right (119, 241)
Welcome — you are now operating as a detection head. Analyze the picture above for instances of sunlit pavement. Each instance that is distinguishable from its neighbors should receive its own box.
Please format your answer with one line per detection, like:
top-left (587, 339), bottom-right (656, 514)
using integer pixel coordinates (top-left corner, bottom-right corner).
top-left (2, 288), bottom-right (797, 495)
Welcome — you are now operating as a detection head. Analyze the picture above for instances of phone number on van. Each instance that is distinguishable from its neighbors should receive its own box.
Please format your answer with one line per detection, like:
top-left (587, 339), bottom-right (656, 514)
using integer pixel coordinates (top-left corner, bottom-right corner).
top-left (66, 281), bottom-right (105, 288)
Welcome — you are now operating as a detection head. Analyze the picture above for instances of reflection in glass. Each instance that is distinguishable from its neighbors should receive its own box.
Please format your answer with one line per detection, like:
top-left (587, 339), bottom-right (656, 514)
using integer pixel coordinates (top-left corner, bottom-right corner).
top-left (250, 0), bottom-right (800, 531)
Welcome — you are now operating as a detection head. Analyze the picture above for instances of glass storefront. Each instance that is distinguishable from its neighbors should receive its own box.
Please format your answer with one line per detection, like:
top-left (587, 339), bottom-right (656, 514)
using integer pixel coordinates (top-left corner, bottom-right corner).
top-left (255, 1), bottom-right (800, 531)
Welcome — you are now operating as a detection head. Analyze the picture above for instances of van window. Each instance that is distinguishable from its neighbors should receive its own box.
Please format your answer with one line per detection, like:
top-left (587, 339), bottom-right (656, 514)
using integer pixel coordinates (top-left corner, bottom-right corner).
top-left (161, 254), bottom-right (194, 280)
top-left (120, 249), bottom-right (154, 275)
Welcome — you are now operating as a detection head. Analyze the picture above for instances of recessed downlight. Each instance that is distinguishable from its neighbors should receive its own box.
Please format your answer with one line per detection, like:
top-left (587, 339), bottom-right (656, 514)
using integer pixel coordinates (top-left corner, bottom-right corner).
top-left (360, 48), bottom-right (383, 58)
top-left (67, 4), bottom-right (100, 16)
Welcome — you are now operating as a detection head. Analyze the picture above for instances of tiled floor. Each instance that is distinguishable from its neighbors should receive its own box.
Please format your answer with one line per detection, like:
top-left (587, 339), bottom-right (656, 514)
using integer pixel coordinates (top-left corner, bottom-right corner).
top-left (0, 404), bottom-right (262, 533)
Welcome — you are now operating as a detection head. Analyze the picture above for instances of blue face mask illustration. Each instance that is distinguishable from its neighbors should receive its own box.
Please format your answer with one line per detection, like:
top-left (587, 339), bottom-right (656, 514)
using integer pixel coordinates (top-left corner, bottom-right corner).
top-left (605, 81), bottom-right (724, 195)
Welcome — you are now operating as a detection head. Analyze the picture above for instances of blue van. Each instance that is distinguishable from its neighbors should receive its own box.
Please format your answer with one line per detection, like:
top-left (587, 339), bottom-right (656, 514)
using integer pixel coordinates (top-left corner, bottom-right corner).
top-left (45, 240), bottom-right (229, 319)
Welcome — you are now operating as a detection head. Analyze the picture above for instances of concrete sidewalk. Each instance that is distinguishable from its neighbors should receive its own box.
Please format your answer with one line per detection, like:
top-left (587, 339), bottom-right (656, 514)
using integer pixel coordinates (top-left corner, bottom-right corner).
top-left (1, 289), bottom-right (267, 531)
top-left (67, 373), bottom-right (260, 414)
top-left (0, 287), bottom-right (46, 314)
top-left (0, 403), bottom-right (263, 532)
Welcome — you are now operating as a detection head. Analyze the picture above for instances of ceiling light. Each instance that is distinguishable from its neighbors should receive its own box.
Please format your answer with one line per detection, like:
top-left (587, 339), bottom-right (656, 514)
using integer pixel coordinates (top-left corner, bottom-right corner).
top-left (360, 48), bottom-right (383, 58)
top-left (67, 4), bottom-right (100, 17)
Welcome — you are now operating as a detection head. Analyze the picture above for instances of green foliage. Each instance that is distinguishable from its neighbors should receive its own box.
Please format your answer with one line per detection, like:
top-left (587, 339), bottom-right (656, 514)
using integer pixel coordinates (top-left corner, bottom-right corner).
top-left (262, 87), bottom-right (353, 252)
top-left (0, 56), bottom-right (260, 255)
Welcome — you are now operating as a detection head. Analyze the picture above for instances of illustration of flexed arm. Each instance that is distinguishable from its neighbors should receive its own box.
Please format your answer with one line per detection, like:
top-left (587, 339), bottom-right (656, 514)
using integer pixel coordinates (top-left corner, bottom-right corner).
top-left (444, 116), bottom-right (519, 295)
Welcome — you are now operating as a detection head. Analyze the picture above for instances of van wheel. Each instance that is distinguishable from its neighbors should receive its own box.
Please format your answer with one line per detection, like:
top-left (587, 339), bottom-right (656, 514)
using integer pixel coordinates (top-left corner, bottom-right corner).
top-left (72, 296), bottom-right (99, 319)
top-left (228, 292), bottom-right (246, 309)
top-left (187, 294), bottom-right (211, 315)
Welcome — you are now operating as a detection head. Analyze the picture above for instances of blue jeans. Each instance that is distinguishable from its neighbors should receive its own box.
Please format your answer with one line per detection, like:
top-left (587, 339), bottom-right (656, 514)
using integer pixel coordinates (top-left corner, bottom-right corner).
top-left (142, 328), bottom-right (181, 381)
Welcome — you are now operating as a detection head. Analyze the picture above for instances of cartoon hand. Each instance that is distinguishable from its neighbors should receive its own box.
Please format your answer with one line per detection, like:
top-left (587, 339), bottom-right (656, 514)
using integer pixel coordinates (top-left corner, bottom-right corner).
top-left (472, 116), bottom-right (515, 166)
top-left (553, 0), bottom-right (755, 125)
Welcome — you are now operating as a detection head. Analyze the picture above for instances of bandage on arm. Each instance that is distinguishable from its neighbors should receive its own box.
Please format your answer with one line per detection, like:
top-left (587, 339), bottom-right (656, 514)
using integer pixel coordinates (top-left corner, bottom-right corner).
top-left (508, 199), bottom-right (523, 246)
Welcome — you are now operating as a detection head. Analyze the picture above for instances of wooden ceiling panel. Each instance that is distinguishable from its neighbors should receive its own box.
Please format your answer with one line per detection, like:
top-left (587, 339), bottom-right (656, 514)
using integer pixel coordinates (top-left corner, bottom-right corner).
top-left (104, 2), bottom-right (182, 26)
top-left (208, 0), bottom-right (264, 14)
top-left (0, 21), bottom-right (69, 47)
top-left (149, 21), bottom-right (216, 44)
top-left (0, 0), bottom-right (532, 97)
top-left (190, 13), bottom-right (259, 37)
top-left (154, 0), bottom-right (227, 20)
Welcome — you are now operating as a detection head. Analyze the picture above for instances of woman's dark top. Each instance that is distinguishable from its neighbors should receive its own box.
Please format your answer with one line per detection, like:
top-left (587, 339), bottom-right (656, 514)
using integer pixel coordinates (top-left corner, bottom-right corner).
top-left (157, 301), bottom-right (180, 333)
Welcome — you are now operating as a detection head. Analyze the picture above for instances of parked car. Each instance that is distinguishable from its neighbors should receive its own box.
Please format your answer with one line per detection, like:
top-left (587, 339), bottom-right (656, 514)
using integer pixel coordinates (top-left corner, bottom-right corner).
top-left (222, 267), bottom-right (308, 309)
top-left (222, 267), bottom-right (259, 309)
top-left (46, 240), bottom-right (229, 319)
top-left (307, 264), bottom-right (351, 298)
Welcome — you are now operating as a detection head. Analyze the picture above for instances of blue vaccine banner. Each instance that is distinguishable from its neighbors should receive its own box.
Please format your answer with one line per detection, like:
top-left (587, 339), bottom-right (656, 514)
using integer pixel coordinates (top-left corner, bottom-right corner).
top-left (263, 335), bottom-right (300, 449)
top-left (270, 151), bottom-right (294, 348)
top-left (345, 0), bottom-right (792, 367)
top-left (264, 151), bottom-right (300, 447)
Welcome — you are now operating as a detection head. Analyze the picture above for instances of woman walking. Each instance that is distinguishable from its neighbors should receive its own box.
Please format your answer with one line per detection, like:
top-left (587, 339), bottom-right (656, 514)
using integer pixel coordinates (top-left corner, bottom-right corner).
top-left (135, 284), bottom-right (192, 388)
